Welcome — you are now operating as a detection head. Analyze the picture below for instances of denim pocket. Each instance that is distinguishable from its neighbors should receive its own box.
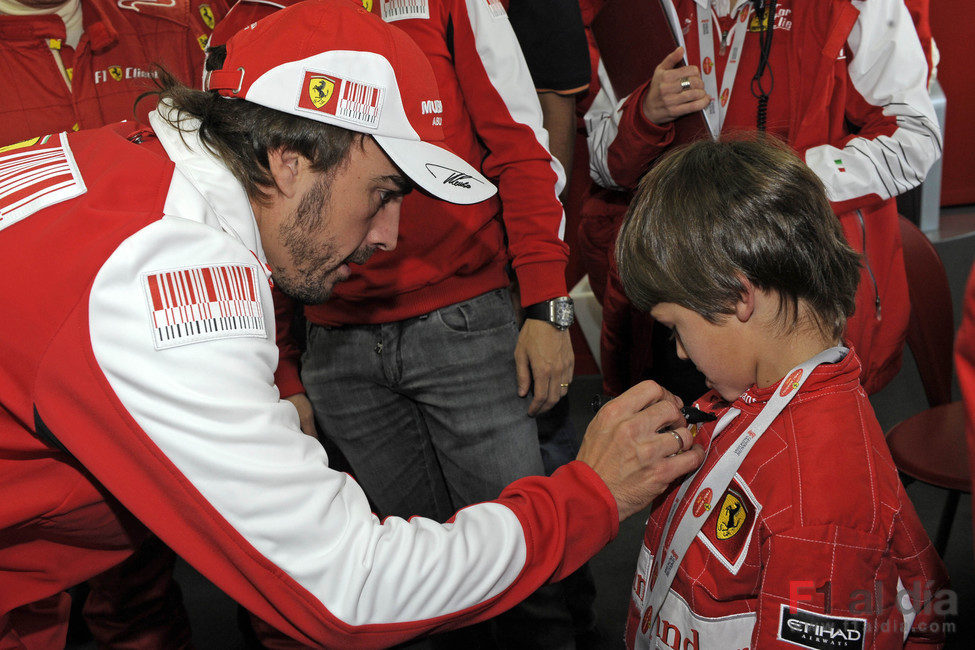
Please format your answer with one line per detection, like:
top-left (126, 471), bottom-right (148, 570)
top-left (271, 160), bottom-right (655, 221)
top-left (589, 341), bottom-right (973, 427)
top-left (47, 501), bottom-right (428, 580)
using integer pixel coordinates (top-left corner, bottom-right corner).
top-left (437, 289), bottom-right (516, 333)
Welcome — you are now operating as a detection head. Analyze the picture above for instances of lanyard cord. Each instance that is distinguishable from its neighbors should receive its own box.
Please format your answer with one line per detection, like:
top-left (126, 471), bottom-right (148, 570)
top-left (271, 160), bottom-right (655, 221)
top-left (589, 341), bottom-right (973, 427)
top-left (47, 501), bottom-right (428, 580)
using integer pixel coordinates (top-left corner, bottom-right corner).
top-left (749, 0), bottom-right (776, 131)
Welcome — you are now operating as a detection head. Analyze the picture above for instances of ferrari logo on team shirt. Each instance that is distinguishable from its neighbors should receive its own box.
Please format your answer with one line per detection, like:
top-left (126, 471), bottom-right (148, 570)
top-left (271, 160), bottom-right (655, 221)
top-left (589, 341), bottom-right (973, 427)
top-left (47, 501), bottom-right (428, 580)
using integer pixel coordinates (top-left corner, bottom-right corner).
top-left (749, 8), bottom-right (770, 31)
top-left (780, 368), bottom-right (804, 396)
top-left (716, 491), bottom-right (746, 539)
top-left (198, 34), bottom-right (208, 50)
top-left (693, 488), bottom-right (713, 517)
top-left (360, 0), bottom-right (372, 10)
top-left (308, 76), bottom-right (335, 109)
top-left (697, 478), bottom-right (761, 574)
top-left (109, 65), bottom-right (123, 81)
top-left (199, 4), bottom-right (215, 29)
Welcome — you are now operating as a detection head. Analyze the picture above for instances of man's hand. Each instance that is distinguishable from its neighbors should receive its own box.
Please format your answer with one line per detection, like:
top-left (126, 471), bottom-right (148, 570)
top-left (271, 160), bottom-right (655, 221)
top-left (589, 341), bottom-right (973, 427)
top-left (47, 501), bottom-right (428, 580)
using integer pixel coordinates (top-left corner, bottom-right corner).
top-left (286, 393), bottom-right (318, 439)
top-left (642, 47), bottom-right (711, 125)
top-left (515, 319), bottom-right (575, 416)
top-left (577, 381), bottom-right (705, 521)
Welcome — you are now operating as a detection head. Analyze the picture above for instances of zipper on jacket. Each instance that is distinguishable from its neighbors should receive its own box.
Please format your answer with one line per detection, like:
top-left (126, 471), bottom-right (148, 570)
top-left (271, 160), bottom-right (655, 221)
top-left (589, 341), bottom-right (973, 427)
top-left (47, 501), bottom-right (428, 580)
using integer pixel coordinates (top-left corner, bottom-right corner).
top-left (857, 209), bottom-right (882, 320)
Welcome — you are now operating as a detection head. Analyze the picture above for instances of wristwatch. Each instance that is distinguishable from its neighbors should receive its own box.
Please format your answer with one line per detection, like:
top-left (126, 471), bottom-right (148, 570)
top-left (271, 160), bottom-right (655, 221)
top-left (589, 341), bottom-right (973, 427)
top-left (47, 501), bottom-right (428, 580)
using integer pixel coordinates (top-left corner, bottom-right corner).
top-left (524, 296), bottom-right (575, 331)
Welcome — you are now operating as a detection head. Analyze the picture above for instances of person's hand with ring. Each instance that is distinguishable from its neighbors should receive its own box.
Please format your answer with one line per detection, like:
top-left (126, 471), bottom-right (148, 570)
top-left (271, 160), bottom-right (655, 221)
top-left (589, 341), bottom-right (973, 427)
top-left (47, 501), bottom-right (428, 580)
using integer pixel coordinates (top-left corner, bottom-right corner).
top-left (641, 46), bottom-right (711, 125)
top-left (576, 381), bottom-right (704, 521)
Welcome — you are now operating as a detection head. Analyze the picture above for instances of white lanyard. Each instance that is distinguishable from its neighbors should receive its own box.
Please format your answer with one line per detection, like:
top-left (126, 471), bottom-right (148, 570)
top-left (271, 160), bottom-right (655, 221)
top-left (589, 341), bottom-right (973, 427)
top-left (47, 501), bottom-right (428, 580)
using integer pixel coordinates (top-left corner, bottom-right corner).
top-left (644, 346), bottom-right (848, 634)
top-left (697, 1), bottom-right (752, 136)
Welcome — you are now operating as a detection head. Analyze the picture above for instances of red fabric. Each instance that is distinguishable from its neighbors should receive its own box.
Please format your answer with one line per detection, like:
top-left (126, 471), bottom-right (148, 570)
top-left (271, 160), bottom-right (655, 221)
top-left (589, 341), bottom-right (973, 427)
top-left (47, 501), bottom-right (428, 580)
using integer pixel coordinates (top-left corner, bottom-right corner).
top-left (930, 0), bottom-right (975, 206)
top-left (625, 351), bottom-right (948, 648)
top-left (954, 263), bottom-right (975, 559)
top-left (589, 0), bottom-right (912, 396)
top-left (0, 0), bottom-right (227, 146)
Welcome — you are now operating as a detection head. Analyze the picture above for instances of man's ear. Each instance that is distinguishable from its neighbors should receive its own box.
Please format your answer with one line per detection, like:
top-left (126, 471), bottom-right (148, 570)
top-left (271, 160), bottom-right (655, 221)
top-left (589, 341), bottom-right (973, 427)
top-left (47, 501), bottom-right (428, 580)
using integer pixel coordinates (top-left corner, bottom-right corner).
top-left (267, 148), bottom-right (304, 199)
top-left (735, 275), bottom-right (756, 323)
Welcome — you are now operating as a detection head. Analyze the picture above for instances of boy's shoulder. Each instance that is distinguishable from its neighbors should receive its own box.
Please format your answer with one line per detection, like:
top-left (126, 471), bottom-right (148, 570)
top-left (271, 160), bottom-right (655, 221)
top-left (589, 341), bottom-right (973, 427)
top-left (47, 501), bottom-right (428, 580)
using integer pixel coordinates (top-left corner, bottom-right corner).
top-left (738, 380), bottom-right (905, 537)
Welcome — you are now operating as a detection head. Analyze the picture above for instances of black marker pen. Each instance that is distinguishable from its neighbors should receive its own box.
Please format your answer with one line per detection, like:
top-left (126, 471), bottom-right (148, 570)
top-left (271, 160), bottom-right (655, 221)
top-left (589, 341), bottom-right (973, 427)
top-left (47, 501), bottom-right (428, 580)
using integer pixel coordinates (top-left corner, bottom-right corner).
top-left (590, 395), bottom-right (716, 425)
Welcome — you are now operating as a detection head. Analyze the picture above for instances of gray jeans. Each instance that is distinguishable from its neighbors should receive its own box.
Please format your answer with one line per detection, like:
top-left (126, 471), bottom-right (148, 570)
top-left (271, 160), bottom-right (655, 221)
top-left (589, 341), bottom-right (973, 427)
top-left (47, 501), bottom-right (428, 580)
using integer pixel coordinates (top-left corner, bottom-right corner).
top-left (300, 288), bottom-right (545, 521)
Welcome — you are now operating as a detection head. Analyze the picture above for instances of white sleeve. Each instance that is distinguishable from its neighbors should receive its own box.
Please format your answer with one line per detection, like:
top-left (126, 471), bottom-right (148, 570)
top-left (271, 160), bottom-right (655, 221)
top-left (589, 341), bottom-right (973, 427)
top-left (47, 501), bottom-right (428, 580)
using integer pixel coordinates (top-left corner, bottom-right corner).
top-left (804, 0), bottom-right (942, 203)
top-left (88, 216), bottom-right (530, 626)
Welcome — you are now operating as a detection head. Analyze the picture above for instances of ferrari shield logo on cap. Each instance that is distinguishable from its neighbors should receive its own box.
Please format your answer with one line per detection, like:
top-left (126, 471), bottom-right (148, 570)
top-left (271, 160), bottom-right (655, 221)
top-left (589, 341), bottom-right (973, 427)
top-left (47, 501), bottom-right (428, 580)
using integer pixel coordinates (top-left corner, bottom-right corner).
top-left (308, 76), bottom-right (335, 109)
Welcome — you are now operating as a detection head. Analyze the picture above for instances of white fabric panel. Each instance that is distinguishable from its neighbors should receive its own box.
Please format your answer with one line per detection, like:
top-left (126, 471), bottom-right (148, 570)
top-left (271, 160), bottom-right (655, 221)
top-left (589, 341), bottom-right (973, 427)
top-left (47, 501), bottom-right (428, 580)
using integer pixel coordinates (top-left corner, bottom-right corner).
top-left (86, 118), bottom-right (529, 626)
top-left (584, 58), bottom-right (627, 190)
top-left (804, 0), bottom-right (941, 203)
top-left (462, 0), bottom-right (567, 239)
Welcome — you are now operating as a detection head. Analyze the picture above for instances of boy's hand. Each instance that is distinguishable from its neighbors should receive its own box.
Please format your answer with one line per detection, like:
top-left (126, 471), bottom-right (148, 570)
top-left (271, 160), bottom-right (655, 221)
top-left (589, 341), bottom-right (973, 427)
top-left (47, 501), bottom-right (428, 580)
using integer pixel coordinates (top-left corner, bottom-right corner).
top-left (577, 381), bottom-right (704, 521)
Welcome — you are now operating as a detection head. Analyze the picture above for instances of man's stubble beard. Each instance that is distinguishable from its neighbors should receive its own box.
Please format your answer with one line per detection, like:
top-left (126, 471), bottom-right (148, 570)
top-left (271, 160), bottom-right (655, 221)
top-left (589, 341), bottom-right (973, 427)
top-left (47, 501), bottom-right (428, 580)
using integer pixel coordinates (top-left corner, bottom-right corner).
top-left (273, 176), bottom-right (375, 305)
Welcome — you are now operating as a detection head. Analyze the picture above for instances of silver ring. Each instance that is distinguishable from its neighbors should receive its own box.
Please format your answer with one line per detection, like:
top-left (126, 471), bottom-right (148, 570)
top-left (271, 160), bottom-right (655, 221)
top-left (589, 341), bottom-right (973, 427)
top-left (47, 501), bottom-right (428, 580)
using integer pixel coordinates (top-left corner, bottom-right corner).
top-left (679, 76), bottom-right (692, 92)
top-left (668, 430), bottom-right (684, 454)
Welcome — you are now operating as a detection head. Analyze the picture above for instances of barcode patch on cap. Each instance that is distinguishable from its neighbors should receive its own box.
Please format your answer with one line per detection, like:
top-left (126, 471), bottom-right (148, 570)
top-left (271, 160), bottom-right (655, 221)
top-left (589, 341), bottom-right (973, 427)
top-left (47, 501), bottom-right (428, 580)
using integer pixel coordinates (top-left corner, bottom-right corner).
top-left (336, 79), bottom-right (383, 128)
top-left (143, 264), bottom-right (266, 350)
top-left (297, 71), bottom-right (384, 130)
top-left (380, 0), bottom-right (428, 21)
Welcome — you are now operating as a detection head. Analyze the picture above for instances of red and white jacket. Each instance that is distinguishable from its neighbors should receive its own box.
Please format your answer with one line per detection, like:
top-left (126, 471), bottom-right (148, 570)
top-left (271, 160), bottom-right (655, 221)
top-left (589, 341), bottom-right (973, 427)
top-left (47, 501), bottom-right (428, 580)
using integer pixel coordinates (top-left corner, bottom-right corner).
top-left (585, 0), bottom-right (941, 396)
top-left (626, 350), bottom-right (948, 649)
top-left (0, 110), bottom-right (618, 648)
top-left (0, 0), bottom-right (227, 146)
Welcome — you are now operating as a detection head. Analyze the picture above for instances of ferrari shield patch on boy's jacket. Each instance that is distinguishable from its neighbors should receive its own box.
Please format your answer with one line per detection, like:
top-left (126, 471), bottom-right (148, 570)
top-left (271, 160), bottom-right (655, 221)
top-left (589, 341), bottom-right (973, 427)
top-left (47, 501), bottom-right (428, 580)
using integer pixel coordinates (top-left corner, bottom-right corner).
top-left (696, 477), bottom-right (761, 574)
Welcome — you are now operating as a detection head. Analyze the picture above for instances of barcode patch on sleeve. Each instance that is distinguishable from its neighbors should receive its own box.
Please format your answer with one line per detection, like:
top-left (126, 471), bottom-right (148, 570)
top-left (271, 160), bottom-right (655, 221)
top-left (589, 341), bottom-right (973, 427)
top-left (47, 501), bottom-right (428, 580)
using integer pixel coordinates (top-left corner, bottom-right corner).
top-left (0, 133), bottom-right (86, 232)
top-left (380, 0), bottom-right (428, 21)
top-left (143, 264), bottom-right (267, 350)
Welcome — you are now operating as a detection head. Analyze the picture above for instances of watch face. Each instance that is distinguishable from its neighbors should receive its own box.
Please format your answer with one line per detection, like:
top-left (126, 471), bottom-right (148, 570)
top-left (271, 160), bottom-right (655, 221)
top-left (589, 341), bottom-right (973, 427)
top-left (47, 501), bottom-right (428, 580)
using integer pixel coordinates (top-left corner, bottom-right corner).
top-left (553, 298), bottom-right (574, 327)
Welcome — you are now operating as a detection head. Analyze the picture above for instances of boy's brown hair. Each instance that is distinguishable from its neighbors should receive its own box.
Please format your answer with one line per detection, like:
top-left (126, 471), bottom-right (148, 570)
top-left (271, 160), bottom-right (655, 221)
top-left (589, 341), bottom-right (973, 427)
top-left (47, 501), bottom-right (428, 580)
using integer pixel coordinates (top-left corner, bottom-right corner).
top-left (615, 135), bottom-right (860, 340)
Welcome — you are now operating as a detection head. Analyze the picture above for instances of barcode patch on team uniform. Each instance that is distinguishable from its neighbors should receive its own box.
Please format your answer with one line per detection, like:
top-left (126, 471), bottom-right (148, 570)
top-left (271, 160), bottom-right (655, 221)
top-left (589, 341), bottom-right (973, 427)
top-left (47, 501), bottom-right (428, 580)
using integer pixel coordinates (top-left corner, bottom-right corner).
top-left (143, 264), bottom-right (266, 350)
top-left (336, 79), bottom-right (383, 128)
top-left (380, 0), bottom-right (428, 21)
top-left (485, 0), bottom-right (505, 19)
top-left (0, 133), bottom-right (86, 232)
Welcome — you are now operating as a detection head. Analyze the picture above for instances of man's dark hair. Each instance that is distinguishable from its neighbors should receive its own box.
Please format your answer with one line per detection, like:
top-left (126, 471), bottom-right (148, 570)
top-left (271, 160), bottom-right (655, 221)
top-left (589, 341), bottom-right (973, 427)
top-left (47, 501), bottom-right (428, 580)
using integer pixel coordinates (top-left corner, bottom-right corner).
top-left (616, 135), bottom-right (861, 340)
top-left (144, 47), bottom-right (360, 203)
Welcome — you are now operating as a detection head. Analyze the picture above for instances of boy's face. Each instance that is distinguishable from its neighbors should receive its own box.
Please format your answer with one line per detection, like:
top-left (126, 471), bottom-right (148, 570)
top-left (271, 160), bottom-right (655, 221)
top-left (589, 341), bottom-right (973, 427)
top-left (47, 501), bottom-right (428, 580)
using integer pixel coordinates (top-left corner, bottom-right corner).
top-left (650, 302), bottom-right (754, 403)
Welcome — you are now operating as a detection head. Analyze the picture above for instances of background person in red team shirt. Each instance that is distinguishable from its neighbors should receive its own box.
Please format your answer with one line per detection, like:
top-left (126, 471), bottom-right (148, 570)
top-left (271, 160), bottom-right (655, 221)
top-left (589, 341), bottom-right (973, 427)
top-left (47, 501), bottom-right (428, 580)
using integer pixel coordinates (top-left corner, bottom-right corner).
top-left (0, 0), bottom-right (227, 145)
top-left (213, 0), bottom-right (584, 644)
top-left (582, 0), bottom-right (941, 402)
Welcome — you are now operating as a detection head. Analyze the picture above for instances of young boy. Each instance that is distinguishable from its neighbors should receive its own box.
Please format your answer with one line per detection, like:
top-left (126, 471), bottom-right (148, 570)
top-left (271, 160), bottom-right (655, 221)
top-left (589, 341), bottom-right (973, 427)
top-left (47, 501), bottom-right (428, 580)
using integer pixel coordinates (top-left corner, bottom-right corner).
top-left (615, 137), bottom-right (949, 648)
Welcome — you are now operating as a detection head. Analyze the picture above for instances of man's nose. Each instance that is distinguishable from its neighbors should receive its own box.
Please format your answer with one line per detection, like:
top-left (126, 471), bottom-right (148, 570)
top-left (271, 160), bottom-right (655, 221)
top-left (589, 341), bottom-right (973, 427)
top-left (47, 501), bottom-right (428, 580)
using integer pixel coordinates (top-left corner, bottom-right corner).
top-left (368, 202), bottom-right (400, 252)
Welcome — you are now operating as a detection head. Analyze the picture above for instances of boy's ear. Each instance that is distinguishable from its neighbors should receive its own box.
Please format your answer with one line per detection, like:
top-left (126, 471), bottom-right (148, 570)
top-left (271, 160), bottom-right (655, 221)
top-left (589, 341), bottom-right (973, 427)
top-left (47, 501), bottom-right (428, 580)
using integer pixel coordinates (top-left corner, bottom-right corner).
top-left (735, 276), bottom-right (756, 323)
top-left (267, 147), bottom-right (304, 199)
